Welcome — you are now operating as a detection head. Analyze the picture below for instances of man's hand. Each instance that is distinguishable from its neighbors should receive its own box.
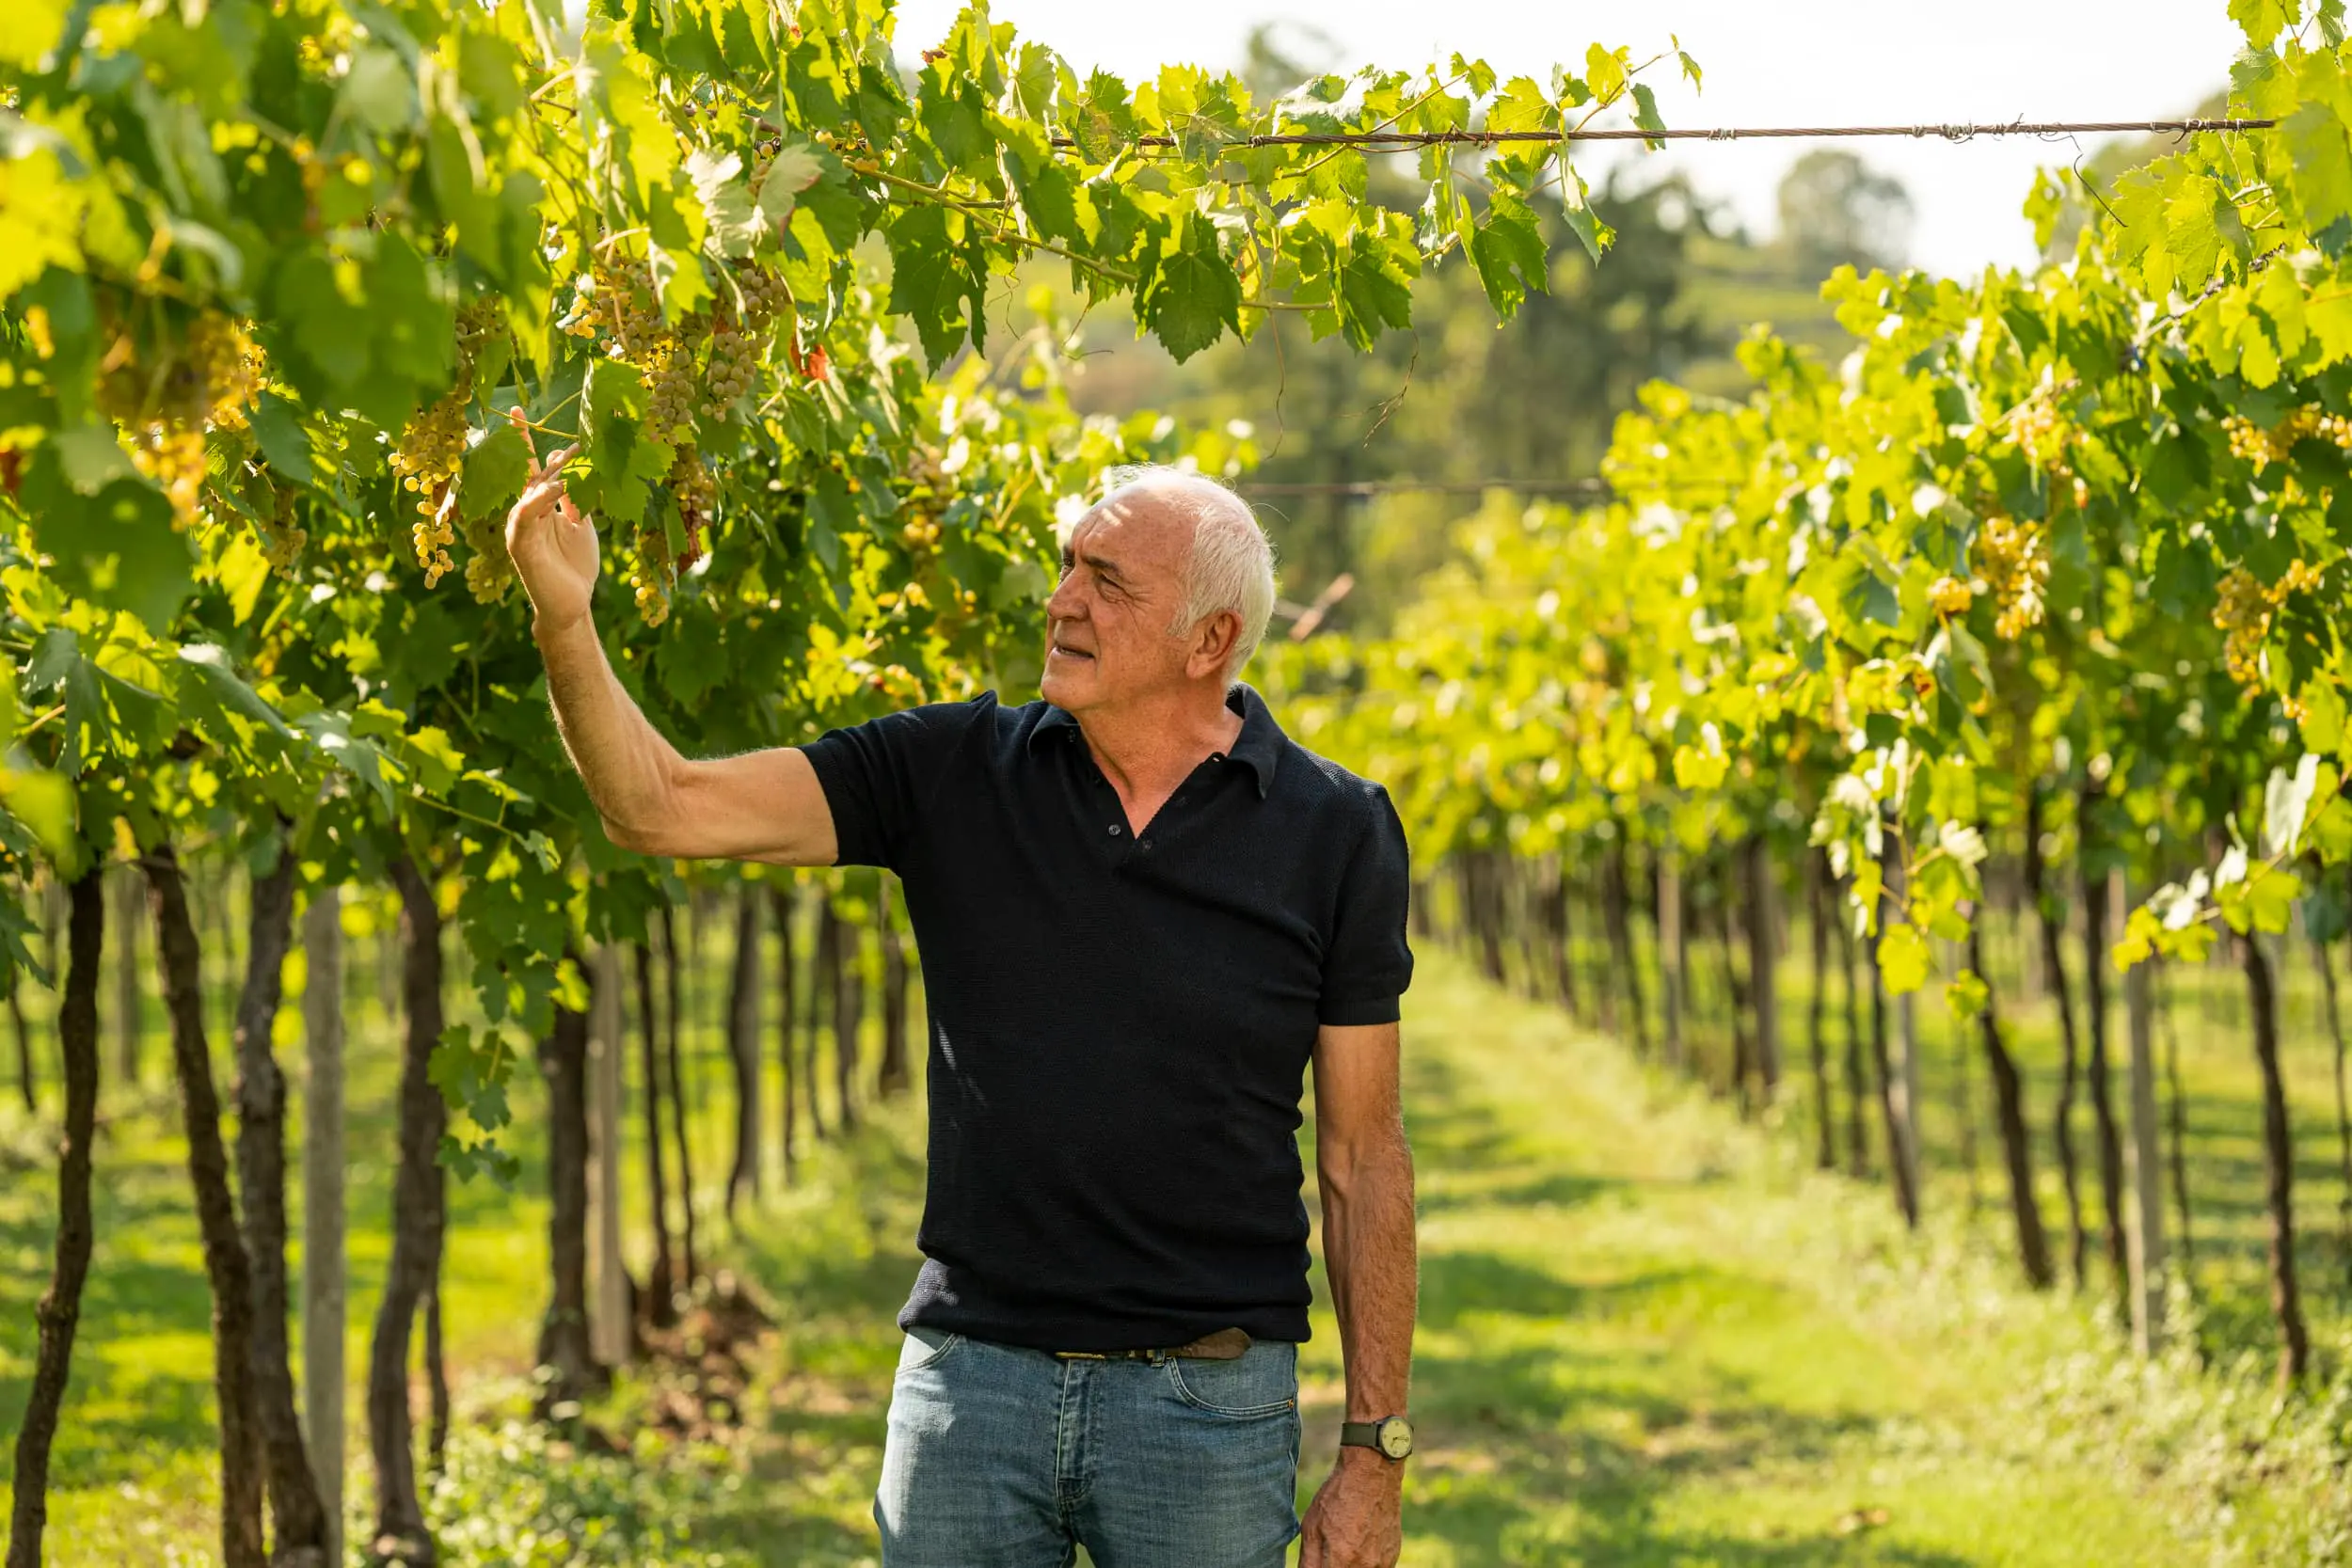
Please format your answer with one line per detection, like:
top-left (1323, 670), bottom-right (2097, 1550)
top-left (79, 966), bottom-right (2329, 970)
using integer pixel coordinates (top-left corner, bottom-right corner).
top-left (503, 408), bottom-right (598, 635)
top-left (1298, 1449), bottom-right (1403, 1567)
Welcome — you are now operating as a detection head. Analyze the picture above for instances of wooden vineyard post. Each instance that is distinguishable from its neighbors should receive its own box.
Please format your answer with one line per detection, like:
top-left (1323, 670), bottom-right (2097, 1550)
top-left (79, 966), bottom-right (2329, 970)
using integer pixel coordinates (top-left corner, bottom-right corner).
top-left (2115, 873), bottom-right (2166, 1354)
top-left (111, 862), bottom-right (142, 1088)
top-left (1741, 834), bottom-right (1779, 1097)
top-left (301, 884), bottom-right (345, 1565)
top-left (1656, 852), bottom-right (1683, 1069)
top-left (588, 943), bottom-right (629, 1368)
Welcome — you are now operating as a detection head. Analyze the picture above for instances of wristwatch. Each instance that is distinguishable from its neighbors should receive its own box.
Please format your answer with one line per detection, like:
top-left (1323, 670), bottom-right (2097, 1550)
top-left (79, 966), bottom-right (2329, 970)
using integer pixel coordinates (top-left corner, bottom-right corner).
top-left (1340, 1415), bottom-right (1414, 1460)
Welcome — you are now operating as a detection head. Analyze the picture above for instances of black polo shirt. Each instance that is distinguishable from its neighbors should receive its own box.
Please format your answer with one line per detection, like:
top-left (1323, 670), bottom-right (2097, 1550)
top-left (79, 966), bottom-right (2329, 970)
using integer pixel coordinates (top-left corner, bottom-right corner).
top-left (802, 683), bottom-right (1413, 1352)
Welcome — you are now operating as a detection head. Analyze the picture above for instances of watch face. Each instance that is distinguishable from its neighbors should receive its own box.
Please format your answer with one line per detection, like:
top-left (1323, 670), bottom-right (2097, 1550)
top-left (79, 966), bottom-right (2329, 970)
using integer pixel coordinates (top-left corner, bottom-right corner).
top-left (1377, 1418), bottom-right (1414, 1459)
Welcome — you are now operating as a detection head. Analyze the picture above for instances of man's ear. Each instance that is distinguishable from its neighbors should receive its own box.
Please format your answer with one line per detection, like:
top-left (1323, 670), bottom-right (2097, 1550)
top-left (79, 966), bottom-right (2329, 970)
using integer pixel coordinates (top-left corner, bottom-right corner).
top-left (1187, 610), bottom-right (1241, 680)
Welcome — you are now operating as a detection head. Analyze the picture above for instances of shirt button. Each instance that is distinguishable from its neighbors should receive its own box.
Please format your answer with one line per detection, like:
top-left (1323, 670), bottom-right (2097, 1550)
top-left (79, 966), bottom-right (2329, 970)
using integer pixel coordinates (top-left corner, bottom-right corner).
top-left (1108, 824), bottom-right (1122, 836)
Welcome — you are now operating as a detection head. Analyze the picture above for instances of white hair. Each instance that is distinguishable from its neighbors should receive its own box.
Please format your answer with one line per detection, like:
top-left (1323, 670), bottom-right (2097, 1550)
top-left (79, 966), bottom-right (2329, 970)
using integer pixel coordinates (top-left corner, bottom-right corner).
top-left (1085, 464), bottom-right (1277, 681)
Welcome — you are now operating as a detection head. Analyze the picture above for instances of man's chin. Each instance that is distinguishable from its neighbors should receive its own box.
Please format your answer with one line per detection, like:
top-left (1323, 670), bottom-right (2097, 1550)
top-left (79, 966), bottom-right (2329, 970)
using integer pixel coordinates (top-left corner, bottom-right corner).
top-left (1041, 656), bottom-right (1104, 707)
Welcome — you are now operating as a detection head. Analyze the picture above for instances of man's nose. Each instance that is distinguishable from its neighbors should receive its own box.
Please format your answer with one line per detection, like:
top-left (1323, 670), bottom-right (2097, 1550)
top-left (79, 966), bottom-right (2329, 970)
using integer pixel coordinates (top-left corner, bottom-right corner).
top-left (1045, 574), bottom-right (1084, 618)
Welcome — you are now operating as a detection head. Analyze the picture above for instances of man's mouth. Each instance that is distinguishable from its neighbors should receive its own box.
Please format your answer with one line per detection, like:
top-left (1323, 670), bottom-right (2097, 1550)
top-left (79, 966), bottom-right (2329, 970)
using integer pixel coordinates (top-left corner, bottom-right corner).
top-left (1049, 640), bottom-right (1095, 661)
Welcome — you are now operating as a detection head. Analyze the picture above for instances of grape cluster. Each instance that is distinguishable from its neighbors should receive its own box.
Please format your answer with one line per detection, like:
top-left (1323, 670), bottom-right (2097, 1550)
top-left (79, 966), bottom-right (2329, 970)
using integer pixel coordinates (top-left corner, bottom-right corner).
top-left (186, 311), bottom-right (265, 429)
top-left (2007, 388), bottom-right (2070, 468)
top-left (459, 497), bottom-right (514, 602)
top-left (462, 538), bottom-right (512, 602)
top-left (704, 325), bottom-right (757, 419)
top-left (387, 298), bottom-right (517, 586)
top-left (704, 265), bottom-right (793, 420)
top-left (671, 446), bottom-right (716, 569)
top-left (90, 310), bottom-right (272, 529)
top-left (1927, 576), bottom-right (1974, 618)
top-left (2214, 561), bottom-right (2326, 687)
top-left (579, 257), bottom-right (702, 446)
top-left (1970, 516), bottom-right (2047, 641)
top-left (392, 387), bottom-right (469, 588)
top-left (630, 519), bottom-right (675, 626)
top-left (391, 391), bottom-right (469, 510)
top-left (254, 485), bottom-right (310, 576)
top-left (2225, 405), bottom-right (2352, 473)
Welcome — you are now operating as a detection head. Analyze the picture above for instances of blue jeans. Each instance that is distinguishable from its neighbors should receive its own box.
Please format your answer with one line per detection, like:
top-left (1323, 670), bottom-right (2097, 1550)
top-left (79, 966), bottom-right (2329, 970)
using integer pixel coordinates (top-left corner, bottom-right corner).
top-left (876, 1326), bottom-right (1304, 1567)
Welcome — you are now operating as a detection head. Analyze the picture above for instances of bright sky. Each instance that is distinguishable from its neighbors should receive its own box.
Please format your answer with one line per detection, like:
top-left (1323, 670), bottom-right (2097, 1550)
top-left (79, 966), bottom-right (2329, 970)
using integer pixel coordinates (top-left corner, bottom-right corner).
top-left (889, 0), bottom-right (2251, 277)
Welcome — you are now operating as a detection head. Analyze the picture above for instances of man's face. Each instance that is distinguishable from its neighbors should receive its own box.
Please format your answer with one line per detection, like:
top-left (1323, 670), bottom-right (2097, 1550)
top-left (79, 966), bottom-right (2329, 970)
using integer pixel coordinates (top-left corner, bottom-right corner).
top-left (1041, 494), bottom-right (1195, 714)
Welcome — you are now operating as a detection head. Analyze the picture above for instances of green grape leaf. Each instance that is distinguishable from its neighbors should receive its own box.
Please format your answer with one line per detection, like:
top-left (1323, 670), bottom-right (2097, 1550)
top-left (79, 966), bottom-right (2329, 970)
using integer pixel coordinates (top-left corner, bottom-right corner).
top-left (754, 141), bottom-right (825, 245)
top-left (0, 0), bottom-right (67, 68)
top-left (1629, 83), bottom-right (1667, 150)
top-left (1676, 40), bottom-right (1704, 90)
top-left (2285, 99), bottom-right (2352, 232)
top-left (460, 422), bottom-right (532, 524)
top-left (48, 424), bottom-right (135, 494)
top-left (1469, 190), bottom-right (1549, 319)
top-left (885, 202), bottom-right (987, 369)
top-left (689, 147), bottom-right (760, 259)
top-left (1335, 230), bottom-right (1416, 349)
top-left (2229, 0), bottom-right (2294, 48)
top-left (572, 357), bottom-right (656, 525)
top-left (1486, 76), bottom-right (1554, 135)
top-left (246, 393), bottom-right (322, 484)
top-left (1945, 970), bottom-right (1989, 1022)
top-left (2113, 906), bottom-right (2162, 970)
top-left (19, 448), bottom-right (195, 635)
top-left (0, 766), bottom-right (74, 866)
top-left (1671, 721), bottom-right (1728, 789)
top-left (2253, 863), bottom-right (2304, 934)
top-left (340, 45), bottom-right (418, 135)
top-left (1877, 920), bottom-right (1931, 996)
top-left (1140, 212), bottom-right (1242, 363)
top-left (1555, 160), bottom-right (1613, 262)
top-left (2312, 795), bottom-right (2352, 863)
top-left (1584, 44), bottom-right (1628, 105)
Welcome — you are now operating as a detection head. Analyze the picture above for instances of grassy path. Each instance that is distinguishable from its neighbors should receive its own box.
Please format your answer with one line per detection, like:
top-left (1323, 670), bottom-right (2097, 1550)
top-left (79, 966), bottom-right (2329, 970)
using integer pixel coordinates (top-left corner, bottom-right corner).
top-left (1, 950), bottom-right (2302, 1563)
top-left (688, 953), bottom-right (2223, 1567)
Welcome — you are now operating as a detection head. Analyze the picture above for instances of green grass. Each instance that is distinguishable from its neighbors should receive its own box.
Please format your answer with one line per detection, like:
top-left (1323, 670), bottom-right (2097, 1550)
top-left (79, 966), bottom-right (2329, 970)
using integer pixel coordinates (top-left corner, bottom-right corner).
top-left (8, 939), bottom-right (2351, 1564)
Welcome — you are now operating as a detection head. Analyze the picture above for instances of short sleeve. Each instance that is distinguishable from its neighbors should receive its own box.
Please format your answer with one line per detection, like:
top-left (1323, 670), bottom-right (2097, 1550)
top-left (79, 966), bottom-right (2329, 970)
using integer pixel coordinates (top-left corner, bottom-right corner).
top-left (800, 698), bottom-right (989, 872)
top-left (1318, 784), bottom-right (1415, 1026)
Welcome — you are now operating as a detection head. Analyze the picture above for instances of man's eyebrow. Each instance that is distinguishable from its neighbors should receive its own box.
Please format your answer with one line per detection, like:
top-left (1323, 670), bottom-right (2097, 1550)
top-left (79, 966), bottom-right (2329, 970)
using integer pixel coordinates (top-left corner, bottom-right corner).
top-left (1077, 546), bottom-right (1130, 585)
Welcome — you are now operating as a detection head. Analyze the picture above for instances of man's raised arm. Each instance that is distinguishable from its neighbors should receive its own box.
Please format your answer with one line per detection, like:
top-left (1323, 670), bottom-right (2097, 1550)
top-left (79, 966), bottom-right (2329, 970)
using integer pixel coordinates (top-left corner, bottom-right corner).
top-left (504, 414), bottom-right (837, 867)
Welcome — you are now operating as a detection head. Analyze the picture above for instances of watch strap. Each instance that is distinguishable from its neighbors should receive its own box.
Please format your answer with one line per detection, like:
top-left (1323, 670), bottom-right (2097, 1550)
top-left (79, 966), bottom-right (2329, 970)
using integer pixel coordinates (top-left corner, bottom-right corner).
top-left (1340, 1417), bottom-right (1411, 1458)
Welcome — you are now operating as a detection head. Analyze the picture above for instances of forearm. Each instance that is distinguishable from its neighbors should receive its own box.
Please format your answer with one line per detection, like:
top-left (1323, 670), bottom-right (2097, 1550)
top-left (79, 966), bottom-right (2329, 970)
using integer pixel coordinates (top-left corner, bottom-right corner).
top-left (533, 611), bottom-right (684, 846)
top-left (1320, 1127), bottom-right (1417, 1422)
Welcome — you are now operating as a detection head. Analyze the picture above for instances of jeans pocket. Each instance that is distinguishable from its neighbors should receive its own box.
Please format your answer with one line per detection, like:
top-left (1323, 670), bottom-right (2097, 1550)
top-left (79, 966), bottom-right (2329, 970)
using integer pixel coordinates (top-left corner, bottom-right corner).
top-left (1166, 1341), bottom-right (1298, 1418)
top-left (897, 1325), bottom-right (963, 1376)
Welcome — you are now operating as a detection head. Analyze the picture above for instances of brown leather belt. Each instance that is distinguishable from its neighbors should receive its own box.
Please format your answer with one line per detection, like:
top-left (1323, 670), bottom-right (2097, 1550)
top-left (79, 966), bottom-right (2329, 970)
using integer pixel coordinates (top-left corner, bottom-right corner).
top-left (1052, 1326), bottom-right (1252, 1362)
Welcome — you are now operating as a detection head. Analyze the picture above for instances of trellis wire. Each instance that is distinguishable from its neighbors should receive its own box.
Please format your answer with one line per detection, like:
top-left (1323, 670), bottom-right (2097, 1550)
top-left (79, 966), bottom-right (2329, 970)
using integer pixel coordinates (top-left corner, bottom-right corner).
top-left (1242, 479), bottom-right (1611, 498)
top-left (1050, 118), bottom-right (2275, 152)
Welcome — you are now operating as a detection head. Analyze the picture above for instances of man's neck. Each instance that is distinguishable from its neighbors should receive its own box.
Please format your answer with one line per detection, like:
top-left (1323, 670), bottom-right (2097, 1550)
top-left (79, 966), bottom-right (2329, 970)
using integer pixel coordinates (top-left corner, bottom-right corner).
top-left (1074, 685), bottom-right (1246, 804)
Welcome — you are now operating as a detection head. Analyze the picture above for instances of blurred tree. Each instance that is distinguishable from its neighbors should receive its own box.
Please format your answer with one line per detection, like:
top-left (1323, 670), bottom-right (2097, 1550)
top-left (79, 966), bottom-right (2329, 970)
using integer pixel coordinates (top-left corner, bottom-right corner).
top-left (1774, 150), bottom-right (1915, 274)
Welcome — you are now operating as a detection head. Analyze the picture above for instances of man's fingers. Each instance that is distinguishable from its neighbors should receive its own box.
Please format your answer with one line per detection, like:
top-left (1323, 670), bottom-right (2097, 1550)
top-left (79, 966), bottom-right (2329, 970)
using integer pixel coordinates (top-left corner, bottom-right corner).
top-left (511, 477), bottom-right (565, 533)
top-left (506, 405), bottom-right (537, 464)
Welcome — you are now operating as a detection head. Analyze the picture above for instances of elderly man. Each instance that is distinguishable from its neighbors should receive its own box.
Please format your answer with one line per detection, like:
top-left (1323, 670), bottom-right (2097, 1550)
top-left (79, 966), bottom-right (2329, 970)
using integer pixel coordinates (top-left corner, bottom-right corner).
top-left (506, 436), bottom-right (1419, 1568)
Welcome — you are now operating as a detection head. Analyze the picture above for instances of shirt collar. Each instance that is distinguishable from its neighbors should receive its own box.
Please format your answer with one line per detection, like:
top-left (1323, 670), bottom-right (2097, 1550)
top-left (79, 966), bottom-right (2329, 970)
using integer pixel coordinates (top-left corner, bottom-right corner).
top-left (1030, 684), bottom-right (1282, 799)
